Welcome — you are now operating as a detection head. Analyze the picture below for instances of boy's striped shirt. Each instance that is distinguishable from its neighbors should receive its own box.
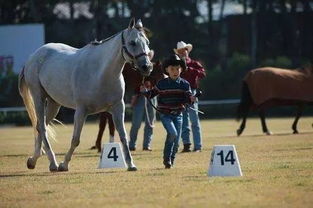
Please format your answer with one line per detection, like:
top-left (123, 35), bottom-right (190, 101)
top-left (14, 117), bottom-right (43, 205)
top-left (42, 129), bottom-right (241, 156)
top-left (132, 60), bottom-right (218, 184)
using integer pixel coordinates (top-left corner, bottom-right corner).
top-left (144, 77), bottom-right (192, 115)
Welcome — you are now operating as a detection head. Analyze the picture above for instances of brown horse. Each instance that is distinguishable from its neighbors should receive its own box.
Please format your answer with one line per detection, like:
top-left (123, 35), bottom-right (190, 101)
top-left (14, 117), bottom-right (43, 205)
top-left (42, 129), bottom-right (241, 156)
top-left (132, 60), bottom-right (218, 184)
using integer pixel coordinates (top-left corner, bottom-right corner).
top-left (91, 61), bottom-right (164, 152)
top-left (236, 66), bottom-right (313, 136)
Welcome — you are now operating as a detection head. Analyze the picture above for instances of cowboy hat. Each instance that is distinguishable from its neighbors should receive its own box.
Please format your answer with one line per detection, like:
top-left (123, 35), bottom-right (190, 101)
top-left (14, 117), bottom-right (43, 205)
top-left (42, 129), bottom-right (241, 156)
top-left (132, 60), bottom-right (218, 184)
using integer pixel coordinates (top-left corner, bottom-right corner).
top-left (162, 54), bottom-right (186, 75)
top-left (173, 41), bottom-right (193, 54)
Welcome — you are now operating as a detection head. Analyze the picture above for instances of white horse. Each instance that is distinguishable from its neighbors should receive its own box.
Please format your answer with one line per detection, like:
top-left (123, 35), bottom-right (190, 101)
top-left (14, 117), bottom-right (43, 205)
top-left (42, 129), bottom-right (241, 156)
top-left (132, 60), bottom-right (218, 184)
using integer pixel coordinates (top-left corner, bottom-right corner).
top-left (18, 18), bottom-right (153, 172)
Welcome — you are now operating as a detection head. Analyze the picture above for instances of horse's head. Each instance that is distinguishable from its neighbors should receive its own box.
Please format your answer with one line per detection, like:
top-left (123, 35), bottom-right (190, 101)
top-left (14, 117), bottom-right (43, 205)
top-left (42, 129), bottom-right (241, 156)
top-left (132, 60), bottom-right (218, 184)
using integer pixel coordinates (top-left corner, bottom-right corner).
top-left (122, 18), bottom-right (153, 76)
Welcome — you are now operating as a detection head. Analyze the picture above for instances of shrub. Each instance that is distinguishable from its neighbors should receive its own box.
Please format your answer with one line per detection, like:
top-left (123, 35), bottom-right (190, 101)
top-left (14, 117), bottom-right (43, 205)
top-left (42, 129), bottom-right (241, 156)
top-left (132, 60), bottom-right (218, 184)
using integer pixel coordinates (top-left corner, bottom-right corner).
top-left (0, 111), bottom-right (30, 126)
top-left (261, 56), bottom-right (292, 68)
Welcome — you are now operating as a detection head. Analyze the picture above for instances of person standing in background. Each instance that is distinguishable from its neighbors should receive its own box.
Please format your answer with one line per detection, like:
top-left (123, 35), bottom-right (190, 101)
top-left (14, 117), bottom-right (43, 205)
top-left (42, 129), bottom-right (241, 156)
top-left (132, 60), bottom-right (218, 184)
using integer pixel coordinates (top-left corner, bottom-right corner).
top-left (128, 60), bottom-right (165, 151)
top-left (174, 41), bottom-right (206, 152)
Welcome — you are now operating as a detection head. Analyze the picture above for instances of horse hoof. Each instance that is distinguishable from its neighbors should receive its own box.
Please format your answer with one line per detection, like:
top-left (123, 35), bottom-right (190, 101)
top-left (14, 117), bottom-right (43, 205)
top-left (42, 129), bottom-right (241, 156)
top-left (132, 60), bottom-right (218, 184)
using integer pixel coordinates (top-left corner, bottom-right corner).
top-left (49, 163), bottom-right (59, 172)
top-left (265, 131), bottom-right (273, 135)
top-left (236, 129), bottom-right (242, 136)
top-left (58, 162), bottom-right (68, 172)
top-left (127, 166), bottom-right (137, 171)
top-left (27, 157), bottom-right (36, 169)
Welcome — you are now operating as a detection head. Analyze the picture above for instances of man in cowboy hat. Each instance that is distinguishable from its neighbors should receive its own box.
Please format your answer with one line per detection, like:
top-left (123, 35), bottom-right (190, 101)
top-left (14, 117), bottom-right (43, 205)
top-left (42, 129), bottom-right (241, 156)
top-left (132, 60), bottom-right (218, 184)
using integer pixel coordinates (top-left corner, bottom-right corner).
top-left (174, 41), bottom-right (206, 152)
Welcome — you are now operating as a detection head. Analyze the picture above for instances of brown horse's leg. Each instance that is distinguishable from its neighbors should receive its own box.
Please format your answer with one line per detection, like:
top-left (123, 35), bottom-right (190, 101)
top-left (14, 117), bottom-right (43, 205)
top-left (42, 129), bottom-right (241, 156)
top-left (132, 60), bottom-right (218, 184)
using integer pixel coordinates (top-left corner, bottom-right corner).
top-left (93, 112), bottom-right (107, 152)
top-left (237, 115), bottom-right (247, 136)
top-left (259, 110), bottom-right (272, 135)
top-left (292, 104), bottom-right (304, 134)
top-left (237, 81), bottom-right (252, 136)
top-left (108, 113), bottom-right (115, 142)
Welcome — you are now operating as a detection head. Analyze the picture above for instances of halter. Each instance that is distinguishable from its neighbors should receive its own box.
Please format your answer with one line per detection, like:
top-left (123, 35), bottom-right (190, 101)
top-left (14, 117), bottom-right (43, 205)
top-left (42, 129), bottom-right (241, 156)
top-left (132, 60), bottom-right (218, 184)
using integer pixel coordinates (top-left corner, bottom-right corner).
top-left (121, 30), bottom-right (149, 67)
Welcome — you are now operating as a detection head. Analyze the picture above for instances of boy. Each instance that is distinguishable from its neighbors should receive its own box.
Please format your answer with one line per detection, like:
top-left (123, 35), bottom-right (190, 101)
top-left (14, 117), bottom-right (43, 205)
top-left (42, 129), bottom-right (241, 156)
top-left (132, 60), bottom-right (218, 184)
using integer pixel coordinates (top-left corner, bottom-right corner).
top-left (141, 54), bottom-right (196, 168)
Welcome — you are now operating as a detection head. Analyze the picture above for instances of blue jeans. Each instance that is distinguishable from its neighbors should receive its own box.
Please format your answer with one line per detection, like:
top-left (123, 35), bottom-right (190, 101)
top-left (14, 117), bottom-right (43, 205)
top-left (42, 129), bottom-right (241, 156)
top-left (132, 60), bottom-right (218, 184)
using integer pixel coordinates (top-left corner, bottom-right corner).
top-left (160, 113), bottom-right (183, 161)
top-left (181, 89), bottom-right (202, 150)
top-left (129, 95), bottom-right (156, 149)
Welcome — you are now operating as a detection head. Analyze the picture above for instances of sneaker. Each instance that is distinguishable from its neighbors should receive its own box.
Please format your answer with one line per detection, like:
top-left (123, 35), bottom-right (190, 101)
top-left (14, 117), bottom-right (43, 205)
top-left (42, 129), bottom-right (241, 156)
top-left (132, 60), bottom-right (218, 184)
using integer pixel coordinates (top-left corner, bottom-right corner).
top-left (171, 157), bottom-right (175, 167)
top-left (163, 160), bottom-right (172, 169)
top-left (129, 147), bottom-right (136, 151)
top-left (143, 147), bottom-right (152, 151)
top-left (193, 149), bottom-right (202, 152)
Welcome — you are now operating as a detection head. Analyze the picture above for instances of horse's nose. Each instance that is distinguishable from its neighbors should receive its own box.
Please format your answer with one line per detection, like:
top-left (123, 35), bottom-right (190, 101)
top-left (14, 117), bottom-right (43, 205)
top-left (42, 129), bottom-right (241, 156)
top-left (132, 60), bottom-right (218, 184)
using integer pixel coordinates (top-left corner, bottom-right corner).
top-left (141, 64), bottom-right (150, 72)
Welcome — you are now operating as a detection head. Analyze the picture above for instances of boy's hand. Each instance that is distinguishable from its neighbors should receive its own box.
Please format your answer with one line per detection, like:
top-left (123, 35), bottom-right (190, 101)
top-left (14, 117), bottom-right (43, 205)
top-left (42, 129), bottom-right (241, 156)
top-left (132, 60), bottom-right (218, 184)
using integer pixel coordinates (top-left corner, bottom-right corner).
top-left (140, 85), bottom-right (147, 93)
top-left (190, 96), bottom-right (196, 102)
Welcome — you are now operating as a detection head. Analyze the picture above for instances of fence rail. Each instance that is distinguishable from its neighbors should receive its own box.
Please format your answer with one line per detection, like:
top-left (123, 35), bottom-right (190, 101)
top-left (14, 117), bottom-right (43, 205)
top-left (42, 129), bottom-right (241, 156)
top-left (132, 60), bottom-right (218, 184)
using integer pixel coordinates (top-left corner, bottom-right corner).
top-left (0, 99), bottom-right (241, 114)
top-left (0, 107), bottom-right (26, 115)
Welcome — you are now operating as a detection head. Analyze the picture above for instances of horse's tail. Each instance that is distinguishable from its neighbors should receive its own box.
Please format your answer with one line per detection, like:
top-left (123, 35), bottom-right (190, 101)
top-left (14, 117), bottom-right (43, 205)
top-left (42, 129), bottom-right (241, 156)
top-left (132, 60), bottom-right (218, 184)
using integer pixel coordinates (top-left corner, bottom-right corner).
top-left (18, 67), bottom-right (37, 131)
top-left (18, 67), bottom-right (56, 142)
top-left (236, 81), bottom-right (252, 121)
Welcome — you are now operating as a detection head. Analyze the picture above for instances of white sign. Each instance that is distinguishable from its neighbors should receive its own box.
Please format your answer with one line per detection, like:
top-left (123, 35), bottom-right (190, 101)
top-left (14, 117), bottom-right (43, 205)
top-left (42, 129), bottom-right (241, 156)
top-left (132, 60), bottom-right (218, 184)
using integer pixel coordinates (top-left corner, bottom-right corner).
top-left (98, 142), bottom-right (126, 169)
top-left (208, 145), bottom-right (242, 177)
top-left (0, 24), bottom-right (44, 73)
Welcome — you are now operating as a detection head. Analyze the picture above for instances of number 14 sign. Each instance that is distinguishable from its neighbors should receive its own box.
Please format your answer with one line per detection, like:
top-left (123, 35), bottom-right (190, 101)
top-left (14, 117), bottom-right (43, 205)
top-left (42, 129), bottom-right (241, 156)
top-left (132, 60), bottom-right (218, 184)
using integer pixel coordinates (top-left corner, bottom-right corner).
top-left (208, 145), bottom-right (242, 177)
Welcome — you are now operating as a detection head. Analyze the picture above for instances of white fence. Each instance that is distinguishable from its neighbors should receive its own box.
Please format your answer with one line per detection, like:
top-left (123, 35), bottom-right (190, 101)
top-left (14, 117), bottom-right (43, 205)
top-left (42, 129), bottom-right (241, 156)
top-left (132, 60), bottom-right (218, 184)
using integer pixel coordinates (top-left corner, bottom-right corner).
top-left (0, 99), bottom-right (241, 115)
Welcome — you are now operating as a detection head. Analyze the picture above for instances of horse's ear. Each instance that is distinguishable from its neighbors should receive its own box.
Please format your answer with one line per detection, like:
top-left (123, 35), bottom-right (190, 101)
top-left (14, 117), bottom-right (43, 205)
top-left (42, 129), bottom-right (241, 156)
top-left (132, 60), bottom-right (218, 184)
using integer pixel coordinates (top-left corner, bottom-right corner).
top-left (128, 18), bottom-right (136, 29)
top-left (135, 19), bottom-right (143, 29)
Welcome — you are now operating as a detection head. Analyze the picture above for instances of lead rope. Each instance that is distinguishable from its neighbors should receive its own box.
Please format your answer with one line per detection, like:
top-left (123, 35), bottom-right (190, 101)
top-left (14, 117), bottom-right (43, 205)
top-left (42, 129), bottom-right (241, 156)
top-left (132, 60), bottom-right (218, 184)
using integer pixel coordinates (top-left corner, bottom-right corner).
top-left (142, 78), bottom-right (155, 128)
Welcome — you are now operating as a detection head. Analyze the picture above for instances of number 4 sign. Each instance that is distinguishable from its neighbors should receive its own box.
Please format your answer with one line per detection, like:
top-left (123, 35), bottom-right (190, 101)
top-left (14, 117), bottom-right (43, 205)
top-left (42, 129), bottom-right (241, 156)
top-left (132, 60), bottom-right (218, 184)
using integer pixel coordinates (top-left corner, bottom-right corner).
top-left (208, 145), bottom-right (243, 177)
top-left (98, 143), bottom-right (127, 169)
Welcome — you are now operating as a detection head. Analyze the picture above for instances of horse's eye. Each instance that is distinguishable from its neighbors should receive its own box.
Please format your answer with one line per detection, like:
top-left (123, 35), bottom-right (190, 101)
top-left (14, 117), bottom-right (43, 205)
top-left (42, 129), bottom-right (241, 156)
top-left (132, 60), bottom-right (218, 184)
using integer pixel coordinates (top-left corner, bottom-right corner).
top-left (129, 41), bottom-right (136, 46)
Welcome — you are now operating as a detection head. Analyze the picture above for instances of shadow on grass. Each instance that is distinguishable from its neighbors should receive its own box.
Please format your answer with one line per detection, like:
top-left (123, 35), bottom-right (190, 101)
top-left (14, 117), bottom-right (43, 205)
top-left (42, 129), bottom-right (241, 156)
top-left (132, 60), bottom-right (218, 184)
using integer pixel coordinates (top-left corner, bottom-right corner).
top-left (183, 175), bottom-right (208, 181)
top-left (225, 131), bottom-right (313, 139)
top-left (55, 152), bottom-right (100, 158)
top-left (275, 147), bottom-right (313, 152)
top-left (0, 154), bottom-right (29, 158)
top-left (0, 169), bottom-right (127, 178)
top-left (1, 151), bottom-right (100, 158)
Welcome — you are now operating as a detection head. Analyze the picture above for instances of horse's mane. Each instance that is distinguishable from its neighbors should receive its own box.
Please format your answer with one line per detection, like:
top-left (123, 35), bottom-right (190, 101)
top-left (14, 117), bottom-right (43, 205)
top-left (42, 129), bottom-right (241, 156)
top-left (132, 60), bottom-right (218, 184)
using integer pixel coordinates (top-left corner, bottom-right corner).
top-left (90, 32), bottom-right (121, 46)
top-left (90, 27), bottom-right (150, 46)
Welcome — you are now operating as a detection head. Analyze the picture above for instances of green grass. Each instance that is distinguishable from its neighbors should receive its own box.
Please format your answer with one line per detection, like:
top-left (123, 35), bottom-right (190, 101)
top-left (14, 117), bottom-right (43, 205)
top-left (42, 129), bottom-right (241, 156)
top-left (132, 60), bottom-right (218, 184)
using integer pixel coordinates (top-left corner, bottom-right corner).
top-left (0, 117), bottom-right (313, 207)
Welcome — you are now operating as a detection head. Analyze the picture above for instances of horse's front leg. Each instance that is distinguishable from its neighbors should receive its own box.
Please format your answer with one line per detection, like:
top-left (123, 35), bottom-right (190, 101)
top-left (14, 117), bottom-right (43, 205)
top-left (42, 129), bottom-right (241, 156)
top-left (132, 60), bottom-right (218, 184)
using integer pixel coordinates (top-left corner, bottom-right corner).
top-left (58, 107), bottom-right (87, 171)
top-left (111, 102), bottom-right (137, 171)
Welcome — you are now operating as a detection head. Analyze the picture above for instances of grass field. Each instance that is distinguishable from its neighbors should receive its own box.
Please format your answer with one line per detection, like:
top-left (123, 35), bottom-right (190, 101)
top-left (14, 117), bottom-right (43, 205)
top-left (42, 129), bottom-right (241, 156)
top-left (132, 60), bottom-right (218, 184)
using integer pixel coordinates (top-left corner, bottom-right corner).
top-left (1, 117), bottom-right (313, 207)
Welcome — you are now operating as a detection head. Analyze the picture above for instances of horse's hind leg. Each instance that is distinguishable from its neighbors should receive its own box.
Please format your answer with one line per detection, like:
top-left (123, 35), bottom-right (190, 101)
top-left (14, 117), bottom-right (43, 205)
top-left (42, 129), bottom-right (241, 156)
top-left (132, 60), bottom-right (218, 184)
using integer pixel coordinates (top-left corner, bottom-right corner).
top-left (236, 82), bottom-right (251, 136)
top-left (58, 107), bottom-right (87, 171)
top-left (111, 102), bottom-right (137, 171)
top-left (43, 98), bottom-right (61, 171)
top-left (292, 105), bottom-right (304, 134)
top-left (28, 91), bottom-right (58, 171)
top-left (259, 110), bottom-right (272, 135)
top-left (45, 98), bottom-right (61, 124)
